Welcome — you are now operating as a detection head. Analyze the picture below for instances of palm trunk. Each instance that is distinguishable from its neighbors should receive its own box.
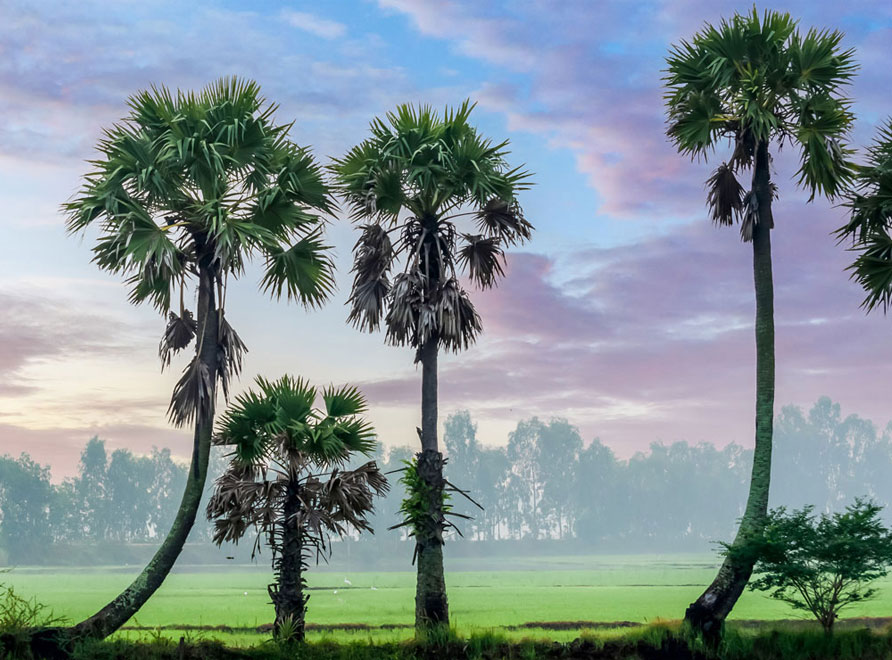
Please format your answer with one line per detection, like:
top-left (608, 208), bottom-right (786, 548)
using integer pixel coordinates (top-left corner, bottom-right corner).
top-left (270, 484), bottom-right (307, 642)
top-left (685, 141), bottom-right (775, 639)
top-left (70, 258), bottom-right (220, 641)
top-left (415, 337), bottom-right (449, 628)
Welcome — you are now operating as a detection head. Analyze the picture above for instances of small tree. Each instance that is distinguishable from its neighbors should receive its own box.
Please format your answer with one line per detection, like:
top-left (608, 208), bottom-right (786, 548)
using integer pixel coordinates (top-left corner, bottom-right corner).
top-left (206, 376), bottom-right (388, 642)
top-left (735, 499), bottom-right (892, 634)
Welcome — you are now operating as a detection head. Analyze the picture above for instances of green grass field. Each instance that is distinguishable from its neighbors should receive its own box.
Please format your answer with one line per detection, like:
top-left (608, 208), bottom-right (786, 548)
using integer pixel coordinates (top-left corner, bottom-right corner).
top-left (5, 554), bottom-right (892, 646)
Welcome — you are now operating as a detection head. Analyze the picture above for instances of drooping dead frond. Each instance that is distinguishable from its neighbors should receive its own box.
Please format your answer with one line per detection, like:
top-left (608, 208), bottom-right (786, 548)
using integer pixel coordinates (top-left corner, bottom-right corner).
top-left (348, 224), bottom-right (394, 331)
top-left (168, 356), bottom-right (214, 427)
top-left (730, 127), bottom-right (755, 170)
top-left (218, 314), bottom-right (248, 401)
top-left (159, 309), bottom-right (197, 369)
top-left (475, 198), bottom-right (533, 246)
top-left (437, 279), bottom-right (482, 353)
top-left (458, 234), bottom-right (506, 289)
top-left (385, 271), bottom-right (424, 347)
top-left (706, 164), bottom-right (744, 227)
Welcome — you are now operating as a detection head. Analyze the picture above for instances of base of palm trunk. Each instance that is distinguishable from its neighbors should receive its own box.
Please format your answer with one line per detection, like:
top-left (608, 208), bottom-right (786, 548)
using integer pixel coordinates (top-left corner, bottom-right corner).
top-left (414, 449), bottom-right (449, 628)
top-left (684, 556), bottom-right (751, 643)
top-left (269, 584), bottom-right (308, 643)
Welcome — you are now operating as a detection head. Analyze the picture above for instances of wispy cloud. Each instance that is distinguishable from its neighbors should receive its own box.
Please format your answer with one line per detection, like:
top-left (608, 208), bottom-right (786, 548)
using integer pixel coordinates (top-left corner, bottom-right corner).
top-left (280, 9), bottom-right (347, 39)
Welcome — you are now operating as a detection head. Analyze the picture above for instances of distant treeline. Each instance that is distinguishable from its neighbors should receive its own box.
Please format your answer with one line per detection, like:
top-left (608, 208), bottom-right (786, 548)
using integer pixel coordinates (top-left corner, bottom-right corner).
top-left (1, 396), bottom-right (889, 565)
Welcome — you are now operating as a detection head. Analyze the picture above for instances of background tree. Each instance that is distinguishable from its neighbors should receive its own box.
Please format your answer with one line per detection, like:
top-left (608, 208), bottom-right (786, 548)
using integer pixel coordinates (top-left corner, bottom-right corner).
top-left (207, 376), bottom-right (387, 642)
top-left (64, 77), bottom-right (335, 640)
top-left (738, 499), bottom-right (892, 633)
top-left (331, 101), bottom-right (532, 628)
top-left (664, 9), bottom-right (856, 636)
top-left (0, 456), bottom-right (53, 565)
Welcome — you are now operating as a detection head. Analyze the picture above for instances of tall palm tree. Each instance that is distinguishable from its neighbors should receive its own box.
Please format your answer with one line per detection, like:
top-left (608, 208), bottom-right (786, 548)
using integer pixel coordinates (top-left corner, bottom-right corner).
top-left (207, 375), bottom-right (388, 642)
top-left (664, 9), bottom-right (856, 637)
top-left (331, 101), bottom-right (532, 628)
top-left (838, 121), bottom-right (892, 310)
top-left (63, 78), bottom-right (335, 640)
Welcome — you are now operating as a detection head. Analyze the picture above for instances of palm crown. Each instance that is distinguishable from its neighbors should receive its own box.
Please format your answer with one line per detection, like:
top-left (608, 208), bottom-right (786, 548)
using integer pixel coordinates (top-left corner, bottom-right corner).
top-left (331, 101), bottom-right (532, 354)
top-left (65, 77), bottom-right (336, 424)
top-left (838, 121), bottom-right (892, 312)
top-left (208, 375), bottom-right (387, 555)
top-left (664, 8), bottom-right (857, 236)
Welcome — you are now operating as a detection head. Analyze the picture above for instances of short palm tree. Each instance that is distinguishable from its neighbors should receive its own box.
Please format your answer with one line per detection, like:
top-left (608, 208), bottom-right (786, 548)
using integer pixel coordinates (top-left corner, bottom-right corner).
top-left (331, 101), bottom-right (532, 628)
top-left (838, 121), bottom-right (892, 310)
top-left (64, 78), bottom-right (335, 640)
top-left (207, 375), bottom-right (387, 642)
top-left (664, 9), bottom-right (856, 637)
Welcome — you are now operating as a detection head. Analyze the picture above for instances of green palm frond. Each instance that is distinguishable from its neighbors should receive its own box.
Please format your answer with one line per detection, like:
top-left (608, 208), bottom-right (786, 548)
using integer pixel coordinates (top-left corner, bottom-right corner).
top-left (322, 385), bottom-right (368, 418)
top-left (260, 230), bottom-right (336, 307)
top-left (840, 121), bottom-right (892, 313)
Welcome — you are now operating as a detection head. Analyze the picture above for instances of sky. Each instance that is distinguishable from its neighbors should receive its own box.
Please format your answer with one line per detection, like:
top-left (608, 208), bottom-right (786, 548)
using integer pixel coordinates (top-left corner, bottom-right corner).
top-left (2, 0), bottom-right (892, 478)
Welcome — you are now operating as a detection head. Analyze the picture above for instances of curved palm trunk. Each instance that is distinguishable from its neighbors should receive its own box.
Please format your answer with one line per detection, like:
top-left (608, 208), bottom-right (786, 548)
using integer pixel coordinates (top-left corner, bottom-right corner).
top-left (685, 142), bottom-right (775, 639)
top-left (70, 260), bottom-right (220, 641)
top-left (415, 337), bottom-right (449, 629)
top-left (270, 484), bottom-right (308, 642)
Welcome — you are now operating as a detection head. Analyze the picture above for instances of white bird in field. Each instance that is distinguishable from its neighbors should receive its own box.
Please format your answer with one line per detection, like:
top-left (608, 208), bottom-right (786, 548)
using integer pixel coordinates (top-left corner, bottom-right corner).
top-left (344, 578), bottom-right (352, 585)
top-left (370, 586), bottom-right (378, 591)
top-left (243, 592), bottom-right (248, 596)
top-left (333, 590), bottom-right (338, 594)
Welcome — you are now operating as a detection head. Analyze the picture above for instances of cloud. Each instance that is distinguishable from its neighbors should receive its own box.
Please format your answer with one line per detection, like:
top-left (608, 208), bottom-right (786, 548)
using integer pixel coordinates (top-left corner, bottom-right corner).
top-left (0, 1), bottom-right (418, 163)
top-left (281, 10), bottom-right (347, 39)
top-left (0, 290), bottom-right (140, 393)
top-left (381, 0), bottom-right (892, 218)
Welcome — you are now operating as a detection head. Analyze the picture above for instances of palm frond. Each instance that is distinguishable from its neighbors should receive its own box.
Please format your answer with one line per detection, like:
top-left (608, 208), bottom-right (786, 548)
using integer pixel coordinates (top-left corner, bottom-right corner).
top-left (706, 163), bottom-right (744, 227)
top-left (168, 356), bottom-right (214, 428)
top-left (322, 384), bottom-right (368, 418)
top-left (159, 309), bottom-right (197, 370)
top-left (474, 199), bottom-right (532, 245)
top-left (348, 224), bottom-right (393, 332)
top-left (218, 314), bottom-right (248, 402)
top-left (260, 230), bottom-right (336, 308)
top-left (458, 233), bottom-right (506, 288)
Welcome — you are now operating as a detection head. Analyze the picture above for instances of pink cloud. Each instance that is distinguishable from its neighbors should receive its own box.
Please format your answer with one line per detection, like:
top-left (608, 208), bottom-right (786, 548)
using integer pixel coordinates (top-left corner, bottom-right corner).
top-left (382, 0), bottom-right (892, 218)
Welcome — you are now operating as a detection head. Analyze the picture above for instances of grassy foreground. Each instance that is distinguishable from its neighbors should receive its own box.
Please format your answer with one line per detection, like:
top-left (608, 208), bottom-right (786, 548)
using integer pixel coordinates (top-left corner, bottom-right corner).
top-left (35, 624), bottom-right (892, 660)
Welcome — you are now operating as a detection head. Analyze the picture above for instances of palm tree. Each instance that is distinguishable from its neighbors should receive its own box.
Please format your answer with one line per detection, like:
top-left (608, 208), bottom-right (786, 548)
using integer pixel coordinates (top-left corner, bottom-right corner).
top-left (63, 78), bottom-right (335, 640)
top-left (331, 101), bottom-right (532, 628)
top-left (838, 121), bottom-right (892, 310)
top-left (207, 375), bottom-right (388, 642)
top-left (664, 9), bottom-right (856, 637)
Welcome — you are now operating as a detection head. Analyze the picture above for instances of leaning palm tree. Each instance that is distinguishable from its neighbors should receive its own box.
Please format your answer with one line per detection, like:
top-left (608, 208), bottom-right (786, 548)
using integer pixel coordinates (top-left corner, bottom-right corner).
top-left (63, 78), bottom-right (335, 640)
top-left (331, 101), bottom-right (532, 628)
top-left (838, 121), bottom-right (892, 311)
top-left (207, 376), bottom-right (387, 642)
top-left (664, 9), bottom-right (856, 637)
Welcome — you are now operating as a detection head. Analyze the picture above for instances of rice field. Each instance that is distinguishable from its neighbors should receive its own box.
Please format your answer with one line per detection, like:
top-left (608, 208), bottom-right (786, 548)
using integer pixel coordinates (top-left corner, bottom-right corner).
top-left (5, 553), bottom-right (892, 646)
